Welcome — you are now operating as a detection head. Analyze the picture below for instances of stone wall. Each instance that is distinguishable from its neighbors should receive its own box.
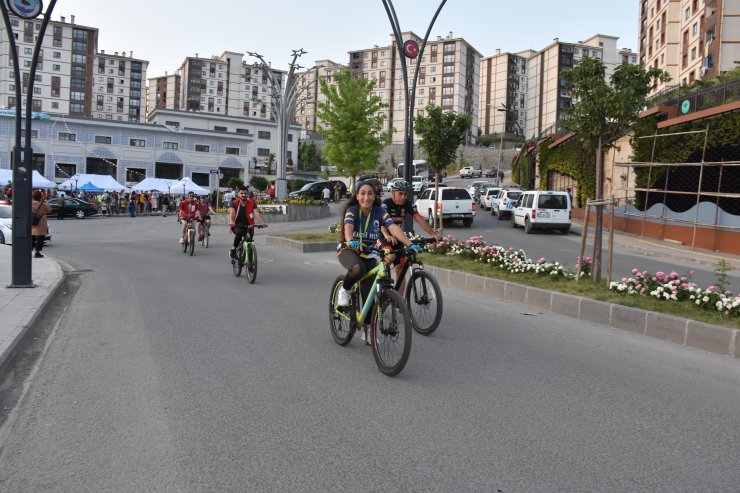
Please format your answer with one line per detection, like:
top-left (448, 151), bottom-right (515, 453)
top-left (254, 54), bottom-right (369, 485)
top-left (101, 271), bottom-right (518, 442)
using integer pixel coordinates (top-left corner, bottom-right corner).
top-left (211, 204), bottom-right (330, 224)
top-left (376, 144), bottom-right (520, 176)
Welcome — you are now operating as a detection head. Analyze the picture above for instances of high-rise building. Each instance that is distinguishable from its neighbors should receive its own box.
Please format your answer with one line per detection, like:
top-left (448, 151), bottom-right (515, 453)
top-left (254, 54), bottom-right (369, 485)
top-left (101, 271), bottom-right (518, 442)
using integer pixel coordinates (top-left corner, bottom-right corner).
top-left (146, 51), bottom-right (285, 122)
top-left (348, 31), bottom-right (481, 145)
top-left (639, 0), bottom-right (740, 92)
top-left (295, 59), bottom-right (347, 134)
top-left (0, 14), bottom-right (147, 122)
top-left (479, 49), bottom-right (535, 137)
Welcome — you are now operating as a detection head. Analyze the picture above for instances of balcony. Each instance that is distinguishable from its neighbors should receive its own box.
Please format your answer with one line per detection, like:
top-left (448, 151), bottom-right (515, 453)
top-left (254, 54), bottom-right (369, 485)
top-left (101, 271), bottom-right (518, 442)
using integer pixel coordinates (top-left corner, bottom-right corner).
top-left (646, 78), bottom-right (740, 116)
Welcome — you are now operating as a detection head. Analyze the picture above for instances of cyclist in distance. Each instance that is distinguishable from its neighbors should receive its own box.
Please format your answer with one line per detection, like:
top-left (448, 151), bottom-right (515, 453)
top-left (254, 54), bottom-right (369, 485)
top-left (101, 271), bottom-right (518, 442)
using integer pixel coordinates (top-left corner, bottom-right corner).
top-left (178, 192), bottom-right (198, 243)
top-left (336, 180), bottom-right (421, 307)
top-left (229, 185), bottom-right (267, 260)
top-left (379, 179), bottom-right (440, 284)
top-left (195, 195), bottom-right (215, 241)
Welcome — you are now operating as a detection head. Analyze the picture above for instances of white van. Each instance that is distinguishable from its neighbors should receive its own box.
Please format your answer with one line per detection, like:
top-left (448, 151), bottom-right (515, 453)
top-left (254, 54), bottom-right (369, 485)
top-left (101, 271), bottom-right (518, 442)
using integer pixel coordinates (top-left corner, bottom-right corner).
top-left (511, 190), bottom-right (571, 234)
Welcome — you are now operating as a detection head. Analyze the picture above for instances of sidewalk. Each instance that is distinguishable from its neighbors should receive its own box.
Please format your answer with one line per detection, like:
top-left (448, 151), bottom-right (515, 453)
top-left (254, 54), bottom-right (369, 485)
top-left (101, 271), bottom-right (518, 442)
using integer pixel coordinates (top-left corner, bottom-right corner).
top-left (0, 247), bottom-right (65, 371)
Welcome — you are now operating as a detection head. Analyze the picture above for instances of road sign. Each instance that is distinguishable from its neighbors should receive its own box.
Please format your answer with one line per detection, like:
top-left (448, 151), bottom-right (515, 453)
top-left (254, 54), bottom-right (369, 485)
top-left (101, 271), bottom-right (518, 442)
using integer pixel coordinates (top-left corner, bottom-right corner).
top-left (209, 169), bottom-right (219, 174)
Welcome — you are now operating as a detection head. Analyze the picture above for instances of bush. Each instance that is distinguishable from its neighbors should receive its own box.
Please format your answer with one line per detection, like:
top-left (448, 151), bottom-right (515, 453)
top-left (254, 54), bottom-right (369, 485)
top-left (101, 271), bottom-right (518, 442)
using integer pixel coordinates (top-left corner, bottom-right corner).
top-left (250, 175), bottom-right (268, 193)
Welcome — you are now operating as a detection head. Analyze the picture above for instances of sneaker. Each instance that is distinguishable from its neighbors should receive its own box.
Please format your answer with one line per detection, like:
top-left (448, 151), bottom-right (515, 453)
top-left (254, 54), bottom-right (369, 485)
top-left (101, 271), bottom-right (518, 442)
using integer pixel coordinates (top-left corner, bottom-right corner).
top-left (336, 287), bottom-right (351, 307)
top-left (229, 248), bottom-right (237, 260)
top-left (34, 252), bottom-right (43, 258)
top-left (360, 324), bottom-right (371, 345)
top-left (179, 237), bottom-right (184, 244)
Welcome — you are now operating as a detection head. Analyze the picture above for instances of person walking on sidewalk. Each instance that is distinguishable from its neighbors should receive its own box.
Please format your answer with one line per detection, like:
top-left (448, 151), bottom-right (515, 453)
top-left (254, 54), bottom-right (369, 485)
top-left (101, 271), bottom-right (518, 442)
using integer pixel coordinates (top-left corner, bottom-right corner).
top-left (31, 190), bottom-right (52, 258)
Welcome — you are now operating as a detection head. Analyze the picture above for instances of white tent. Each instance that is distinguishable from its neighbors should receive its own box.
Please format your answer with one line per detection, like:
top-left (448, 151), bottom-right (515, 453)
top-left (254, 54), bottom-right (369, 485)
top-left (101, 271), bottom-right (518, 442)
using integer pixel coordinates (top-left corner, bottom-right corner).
top-left (0, 169), bottom-right (57, 189)
top-left (168, 177), bottom-right (209, 196)
top-left (58, 173), bottom-right (126, 192)
top-left (130, 177), bottom-right (173, 193)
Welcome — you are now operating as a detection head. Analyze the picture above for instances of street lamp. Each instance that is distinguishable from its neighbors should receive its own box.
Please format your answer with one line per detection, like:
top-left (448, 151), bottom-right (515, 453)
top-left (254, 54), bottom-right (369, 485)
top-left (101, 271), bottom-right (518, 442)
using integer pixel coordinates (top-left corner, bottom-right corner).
top-left (245, 50), bottom-right (320, 200)
top-left (496, 103), bottom-right (507, 171)
top-left (1, 0), bottom-right (58, 287)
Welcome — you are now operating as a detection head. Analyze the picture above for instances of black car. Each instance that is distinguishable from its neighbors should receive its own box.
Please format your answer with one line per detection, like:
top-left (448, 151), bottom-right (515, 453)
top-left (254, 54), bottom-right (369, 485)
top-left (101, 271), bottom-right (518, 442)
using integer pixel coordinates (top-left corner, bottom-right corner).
top-left (48, 197), bottom-right (98, 219)
top-left (289, 181), bottom-right (333, 201)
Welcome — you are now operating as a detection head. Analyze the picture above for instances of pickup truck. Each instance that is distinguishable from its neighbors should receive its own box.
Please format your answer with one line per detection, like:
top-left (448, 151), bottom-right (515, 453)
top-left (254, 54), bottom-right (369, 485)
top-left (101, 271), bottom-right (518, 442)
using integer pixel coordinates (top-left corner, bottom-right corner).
top-left (414, 186), bottom-right (475, 227)
top-left (411, 175), bottom-right (428, 194)
top-left (459, 166), bottom-right (482, 178)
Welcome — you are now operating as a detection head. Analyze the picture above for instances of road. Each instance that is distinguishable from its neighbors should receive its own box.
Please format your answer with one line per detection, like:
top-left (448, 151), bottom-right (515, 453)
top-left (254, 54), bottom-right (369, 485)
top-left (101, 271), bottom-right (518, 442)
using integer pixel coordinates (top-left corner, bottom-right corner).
top-left (428, 176), bottom-right (739, 289)
top-left (0, 216), bottom-right (738, 491)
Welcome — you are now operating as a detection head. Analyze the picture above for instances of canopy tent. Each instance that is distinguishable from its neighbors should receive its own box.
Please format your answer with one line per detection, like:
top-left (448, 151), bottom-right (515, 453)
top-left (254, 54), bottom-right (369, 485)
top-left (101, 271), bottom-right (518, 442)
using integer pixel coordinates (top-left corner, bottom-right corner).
top-left (77, 181), bottom-right (103, 192)
top-left (130, 177), bottom-right (173, 193)
top-left (0, 169), bottom-right (58, 189)
top-left (58, 173), bottom-right (126, 192)
top-left (168, 177), bottom-right (209, 196)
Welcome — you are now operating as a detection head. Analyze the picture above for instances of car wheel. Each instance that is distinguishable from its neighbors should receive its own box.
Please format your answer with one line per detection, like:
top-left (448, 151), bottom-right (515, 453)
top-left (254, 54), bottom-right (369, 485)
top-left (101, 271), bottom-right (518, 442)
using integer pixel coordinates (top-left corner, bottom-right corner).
top-left (560, 227), bottom-right (570, 235)
top-left (462, 218), bottom-right (473, 227)
top-left (75, 210), bottom-right (85, 219)
top-left (0, 231), bottom-right (4, 244)
top-left (511, 215), bottom-right (518, 228)
top-left (524, 216), bottom-right (533, 234)
top-left (491, 206), bottom-right (496, 216)
top-left (497, 210), bottom-right (505, 220)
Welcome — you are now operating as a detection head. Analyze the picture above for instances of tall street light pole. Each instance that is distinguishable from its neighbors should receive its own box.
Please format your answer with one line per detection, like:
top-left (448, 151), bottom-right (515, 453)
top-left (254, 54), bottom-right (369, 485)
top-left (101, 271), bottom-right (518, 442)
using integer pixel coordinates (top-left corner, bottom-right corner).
top-left (381, 0), bottom-right (447, 185)
top-left (1, 0), bottom-right (57, 288)
top-left (496, 103), bottom-right (507, 171)
top-left (246, 50), bottom-right (320, 200)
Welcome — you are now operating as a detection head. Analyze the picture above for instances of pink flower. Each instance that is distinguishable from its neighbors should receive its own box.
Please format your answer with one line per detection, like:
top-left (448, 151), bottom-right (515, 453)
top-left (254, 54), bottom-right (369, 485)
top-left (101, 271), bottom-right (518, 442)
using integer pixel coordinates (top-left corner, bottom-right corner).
top-left (636, 284), bottom-right (642, 290)
top-left (669, 271), bottom-right (678, 278)
top-left (632, 268), bottom-right (639, 274)
top-left (680, 276), bottom-right (687, 282)
top-left (708, 285), bottom-right (716, 293)
top-left (652, 277), bottom-right (657, 281)
top-left (538, 257), bottom-right (546, 264)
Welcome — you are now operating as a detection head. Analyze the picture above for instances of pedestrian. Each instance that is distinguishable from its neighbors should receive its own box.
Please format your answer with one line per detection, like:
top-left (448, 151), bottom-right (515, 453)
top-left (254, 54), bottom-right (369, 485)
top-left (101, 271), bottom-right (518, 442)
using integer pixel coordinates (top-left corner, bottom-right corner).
top-left (322, 184), bottom-right (331, 204)
top-left (57, 193), bottom-right (66, 220)
top-left (334, 182), bottom-right (341, 202)
top-left (127, 196), bottom-right (135, 217)
top-left (498, 170), bottom-right (505, 184)
top-left (151, 191), bottom-right (158, 213)
top-left (162, 194), bottom-right (170, 217)
top-left (31, 190), bottom-right (52, 258)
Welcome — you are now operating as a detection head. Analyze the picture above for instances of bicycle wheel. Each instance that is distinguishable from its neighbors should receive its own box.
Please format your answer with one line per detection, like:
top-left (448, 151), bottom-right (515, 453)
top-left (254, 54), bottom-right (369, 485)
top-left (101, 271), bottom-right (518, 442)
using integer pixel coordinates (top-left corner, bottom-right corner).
top-left (182, 228), bottom-right (188, 253)
top-left (246, 242), bottom-right (257, 284)
top-left (232, 244), bottom-right (243, 277)
top-left (371, 289), bottom-right (411, 377)
top-left (203, 224), bottom-right (209, 248)
top-left (329, 276), bottom-right (354, 346)
top-left (405, 270), bottom-right (443, 335)
top-left (189, 229), bottom-right (195, 256)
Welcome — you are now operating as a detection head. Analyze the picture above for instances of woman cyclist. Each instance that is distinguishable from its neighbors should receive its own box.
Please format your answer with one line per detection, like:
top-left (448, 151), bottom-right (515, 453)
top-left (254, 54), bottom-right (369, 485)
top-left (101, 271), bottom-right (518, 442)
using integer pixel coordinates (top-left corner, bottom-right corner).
top-left (336, 180), bottom-right (421, 310)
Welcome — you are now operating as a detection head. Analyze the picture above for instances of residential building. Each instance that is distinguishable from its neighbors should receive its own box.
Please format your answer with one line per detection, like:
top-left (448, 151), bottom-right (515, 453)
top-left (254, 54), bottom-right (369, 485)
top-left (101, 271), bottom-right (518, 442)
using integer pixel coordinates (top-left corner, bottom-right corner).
top-left (479, 49), bottom-right (534, 137)
top-left (348, 31), bottom-right (481, 145)
top-left (639, 0), bottom-right (740, 92)
top-left (0, 14), bottom-right (147, 122)
top-left (295, 59), bottom-right (347, 134)
top-left (146, 51), bottom-right (286, 122)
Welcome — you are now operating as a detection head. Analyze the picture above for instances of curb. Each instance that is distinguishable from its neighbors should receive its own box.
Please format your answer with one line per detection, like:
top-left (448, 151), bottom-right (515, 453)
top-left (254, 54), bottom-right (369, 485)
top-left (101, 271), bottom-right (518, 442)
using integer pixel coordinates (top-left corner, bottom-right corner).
top-left (265, 237), bottom-right (738, 360)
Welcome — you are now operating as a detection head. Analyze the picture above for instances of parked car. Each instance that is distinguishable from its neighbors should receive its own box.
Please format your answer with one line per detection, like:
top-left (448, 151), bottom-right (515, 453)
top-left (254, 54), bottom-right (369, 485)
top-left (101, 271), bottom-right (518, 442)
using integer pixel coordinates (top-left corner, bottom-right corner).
top-left (474, 183), bottom-right (498, 204)
top-left (459, 166), bottom-right (482, 178)
top-left (492, 189), bottom-right (523, 220)
top-left (511, 190), bottom-right (572, 234)
top-left (484, 167), bottom-right (499, 178)
top-left (0, 204), bottom-right (51, 243)
top-left (466, 180), bottom-right (492, 201)
top-left (0, 221), bottom-right (10, 245)
top-left (481, 187), bottom-right (501, 210)
top-left (289, 181), bottom-right (333, 201)
top-left (414, 186), bottom-right (475, 227)
top-left (48, 197), bottom-right (98, 219)
top-left (411, 175), bottom-right (429, 195)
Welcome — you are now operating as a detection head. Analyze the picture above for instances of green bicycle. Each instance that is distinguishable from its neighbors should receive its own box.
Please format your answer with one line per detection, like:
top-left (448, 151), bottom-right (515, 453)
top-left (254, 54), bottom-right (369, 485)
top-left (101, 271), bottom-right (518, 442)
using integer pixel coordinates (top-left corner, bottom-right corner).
top-left (329, 245), bottom-right (412, 377)
top-left (231, 224), bottom-right (267, 283)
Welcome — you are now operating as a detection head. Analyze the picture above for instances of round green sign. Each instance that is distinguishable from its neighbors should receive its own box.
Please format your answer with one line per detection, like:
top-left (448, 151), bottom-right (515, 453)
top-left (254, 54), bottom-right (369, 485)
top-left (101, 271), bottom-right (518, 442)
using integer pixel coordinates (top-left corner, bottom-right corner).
top-left (680, 100), bottom-right (691, 114)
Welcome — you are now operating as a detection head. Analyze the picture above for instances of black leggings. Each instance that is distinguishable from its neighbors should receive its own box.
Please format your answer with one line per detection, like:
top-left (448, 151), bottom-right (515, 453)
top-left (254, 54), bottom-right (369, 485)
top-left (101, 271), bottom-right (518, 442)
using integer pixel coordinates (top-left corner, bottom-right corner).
top-left (32, 235), bottom-right (45, 253)
top-left (338, 249), bottom-right (377, 301)
top-left (232, 224), bottom-right (253, 249)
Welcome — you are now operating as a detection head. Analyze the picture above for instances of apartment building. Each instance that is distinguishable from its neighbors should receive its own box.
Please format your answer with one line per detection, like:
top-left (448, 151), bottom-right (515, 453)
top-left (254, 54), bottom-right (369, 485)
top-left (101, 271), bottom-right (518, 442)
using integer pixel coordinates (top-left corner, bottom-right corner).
top-left (146, 51), bottom-right (285, 122)
top-left (639, 0), bottom-right (740, 92)
top-left (0, 14), bottom-right (147, 122)
top-left (524, 35), bottom-right (634, 140)
top-left (348, 31), bottom-right (481, 145)
top-left (294, 59), bottom-right (347, 134)
top-left (479, 49), bottom-right (535, 137)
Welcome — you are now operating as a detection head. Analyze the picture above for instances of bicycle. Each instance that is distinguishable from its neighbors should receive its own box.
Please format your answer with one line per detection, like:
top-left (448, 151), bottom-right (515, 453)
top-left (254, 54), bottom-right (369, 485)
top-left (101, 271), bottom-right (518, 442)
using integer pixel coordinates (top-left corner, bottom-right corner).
top-left (180, 218), bottom-right (195, 256)
top-left (329, 245), bottom-right (413, 377)
top-left (232, 224), bottom-right (267, 283)
top-left (198, 214), bottom-right (212, 248)
top-left (392, 238), bottom-right (443, 336)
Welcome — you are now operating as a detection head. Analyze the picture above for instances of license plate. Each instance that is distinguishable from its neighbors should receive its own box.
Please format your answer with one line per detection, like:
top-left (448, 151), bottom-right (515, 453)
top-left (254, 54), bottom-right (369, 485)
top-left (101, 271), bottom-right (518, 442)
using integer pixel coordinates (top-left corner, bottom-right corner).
top-left (449, 214), bottom-right (465, 219)
top-left (538, 211), bottom-right (550, 218)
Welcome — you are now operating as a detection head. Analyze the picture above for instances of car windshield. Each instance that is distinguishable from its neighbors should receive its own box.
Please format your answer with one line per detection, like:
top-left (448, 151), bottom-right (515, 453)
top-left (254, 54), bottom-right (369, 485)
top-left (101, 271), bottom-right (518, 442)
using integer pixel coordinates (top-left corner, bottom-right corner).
top-left (0, 206), bottom-right (11, 219)
top-left (412, 177), bottom-right (422, 182)
top-left (538, 194), bottom-right (568, 209)
top-left (507, 191), bottom-right (522, 200)
top-left (441, 189), bottom-right (471, 200)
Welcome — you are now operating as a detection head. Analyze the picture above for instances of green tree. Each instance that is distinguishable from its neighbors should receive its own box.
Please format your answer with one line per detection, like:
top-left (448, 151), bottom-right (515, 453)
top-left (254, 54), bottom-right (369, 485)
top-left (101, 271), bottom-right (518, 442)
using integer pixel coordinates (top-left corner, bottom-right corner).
top-left (414, 104), bottom-right (472, 231)
top-left (249, 175), bottom-right (268, 195)
top-left (227, 177), bottom-right (244, 189)
top-left (267, 153), bottom-right (276, 175)
top-left (316, 70), bottom-right (387, 185)
top-left (562, 57), bottom-right (669, 281)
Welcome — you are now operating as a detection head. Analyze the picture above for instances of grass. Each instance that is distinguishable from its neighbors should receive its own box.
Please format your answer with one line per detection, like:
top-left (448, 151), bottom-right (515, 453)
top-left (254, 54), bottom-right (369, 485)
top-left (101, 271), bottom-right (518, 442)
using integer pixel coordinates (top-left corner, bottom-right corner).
top-left (273, 233), bottom-right (739, 329)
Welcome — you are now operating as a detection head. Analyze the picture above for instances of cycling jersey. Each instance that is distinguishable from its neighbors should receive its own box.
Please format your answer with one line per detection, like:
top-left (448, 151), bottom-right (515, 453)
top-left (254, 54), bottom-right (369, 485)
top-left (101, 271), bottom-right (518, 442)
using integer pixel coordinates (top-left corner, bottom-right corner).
top-left (341, 205), bottom-right (394, 251)
top-left (381, 197), bottom-right (419, 225)
top-left (178, 199), bottom-right (198, 220)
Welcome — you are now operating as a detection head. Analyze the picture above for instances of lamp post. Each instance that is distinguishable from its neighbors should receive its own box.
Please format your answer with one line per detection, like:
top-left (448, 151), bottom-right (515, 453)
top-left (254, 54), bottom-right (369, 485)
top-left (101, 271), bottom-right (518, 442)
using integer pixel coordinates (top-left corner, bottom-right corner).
top-left (246, 50), bottom-right (320, 200)
top-left (1, 0), bottom-right (57, 287)
top-left (496, 103), bottom-right (507, 171)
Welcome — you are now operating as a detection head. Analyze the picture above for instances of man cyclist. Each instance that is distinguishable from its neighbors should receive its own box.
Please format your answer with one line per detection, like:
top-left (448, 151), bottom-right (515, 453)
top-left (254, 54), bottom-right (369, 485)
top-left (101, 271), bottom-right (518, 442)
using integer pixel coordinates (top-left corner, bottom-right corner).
top-left (177, 192), bottom-right (198, 243)
top-left (229, 185), bottom-right (267, 260)
top-left (195, 195), bottom-right (215, 241)
top-left (379, 179), bottom-right (440, 286)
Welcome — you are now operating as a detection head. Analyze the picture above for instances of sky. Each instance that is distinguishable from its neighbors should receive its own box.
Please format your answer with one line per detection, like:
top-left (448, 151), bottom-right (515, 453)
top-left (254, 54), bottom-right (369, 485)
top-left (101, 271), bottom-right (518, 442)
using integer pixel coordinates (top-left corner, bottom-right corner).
top-left (52, 0), bottom-right (639, 77)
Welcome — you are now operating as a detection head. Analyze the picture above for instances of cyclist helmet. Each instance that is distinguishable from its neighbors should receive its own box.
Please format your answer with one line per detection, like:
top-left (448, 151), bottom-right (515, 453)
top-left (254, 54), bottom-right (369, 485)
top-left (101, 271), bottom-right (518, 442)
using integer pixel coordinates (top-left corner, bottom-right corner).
top-left (389, 180), bottom-right (411, 193)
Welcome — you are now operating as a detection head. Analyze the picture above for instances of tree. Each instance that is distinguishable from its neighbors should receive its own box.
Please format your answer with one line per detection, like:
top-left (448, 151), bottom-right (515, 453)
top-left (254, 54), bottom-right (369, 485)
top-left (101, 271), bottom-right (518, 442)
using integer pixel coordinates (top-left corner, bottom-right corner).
top-left (227, 177), bottom-right (244, 189)
top-left (267, 153), bottom-right (276, 175)
top-left (562, 57), bottom-right (669, 281)
top-left (316, 70), bottom-right (387, 185)
top-left (414, 104), bottom-right (472, 231)
top-left (250, 175), bottom-right (268, 195)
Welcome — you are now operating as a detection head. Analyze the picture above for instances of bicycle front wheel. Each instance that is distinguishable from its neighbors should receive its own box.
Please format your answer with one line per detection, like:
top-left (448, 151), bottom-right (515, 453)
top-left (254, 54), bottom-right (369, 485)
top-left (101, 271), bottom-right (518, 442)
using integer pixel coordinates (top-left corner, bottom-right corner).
top-left (246, 242), bottom-right (258, 283)
top-left (232, 245), bottom-right (243, 277)
top-left (203, 224), bottom-right (209, 248)
top-left (371, 289), bottom-right (411, 377)
top-left (405, 270), bottom-right (443, 335)
top-left (329, 276), bottom-right (354, 346)
top-left (182, 231), bottom-right (188, 253)
top-left (189, 229), bottom-right (195, 256)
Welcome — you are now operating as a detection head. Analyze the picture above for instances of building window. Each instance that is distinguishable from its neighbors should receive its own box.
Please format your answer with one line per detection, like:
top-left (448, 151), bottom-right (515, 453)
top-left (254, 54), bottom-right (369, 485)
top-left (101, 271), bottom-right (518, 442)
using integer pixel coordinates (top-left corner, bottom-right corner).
top-left (58, 132), bottom-right (76, 141)
top-left (163, 141), bottom-right (178, 150)
top-left (225, 147), bottom-right (240, 155)
top-left (195, 144), bottom-right (210, 152)
top-left (129, 138), bottom-right (146, 147)
top-left (94, 135), bottom-right (112, 144)
top-left (258, 131), bottom-right (271, 139)
top-left (214, 125), bottom-right (227, 132)
top-left (257, 148), bottom-right (270, 157)
top-left (55, 163), bottom-right (76, 179)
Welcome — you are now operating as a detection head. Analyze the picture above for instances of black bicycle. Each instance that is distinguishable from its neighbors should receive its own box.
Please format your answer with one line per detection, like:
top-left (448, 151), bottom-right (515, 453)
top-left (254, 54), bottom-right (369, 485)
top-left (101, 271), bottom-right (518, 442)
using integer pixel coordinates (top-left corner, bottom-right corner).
top-left (232, 224), bottom-right (267, 283)
top-left (394, 238), bottom-right (443, 335)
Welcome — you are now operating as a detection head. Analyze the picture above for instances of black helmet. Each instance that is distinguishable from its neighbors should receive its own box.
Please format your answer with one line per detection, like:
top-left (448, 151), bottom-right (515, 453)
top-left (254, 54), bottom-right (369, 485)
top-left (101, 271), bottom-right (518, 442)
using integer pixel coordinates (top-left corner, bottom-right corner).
top-left (389, 180), bottom-right (411, 193)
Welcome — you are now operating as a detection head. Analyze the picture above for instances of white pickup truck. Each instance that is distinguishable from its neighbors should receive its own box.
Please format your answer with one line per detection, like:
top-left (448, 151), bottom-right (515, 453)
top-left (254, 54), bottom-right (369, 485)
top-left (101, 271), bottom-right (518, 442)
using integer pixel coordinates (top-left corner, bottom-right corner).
top-left (414, 186), bottom-right (476, 227)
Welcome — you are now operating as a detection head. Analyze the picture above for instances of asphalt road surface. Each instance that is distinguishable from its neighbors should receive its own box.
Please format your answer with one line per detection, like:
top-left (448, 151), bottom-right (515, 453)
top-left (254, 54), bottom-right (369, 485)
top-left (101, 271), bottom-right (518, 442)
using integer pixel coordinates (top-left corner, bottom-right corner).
top-left (0, 216), bottom-right (738, 491)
